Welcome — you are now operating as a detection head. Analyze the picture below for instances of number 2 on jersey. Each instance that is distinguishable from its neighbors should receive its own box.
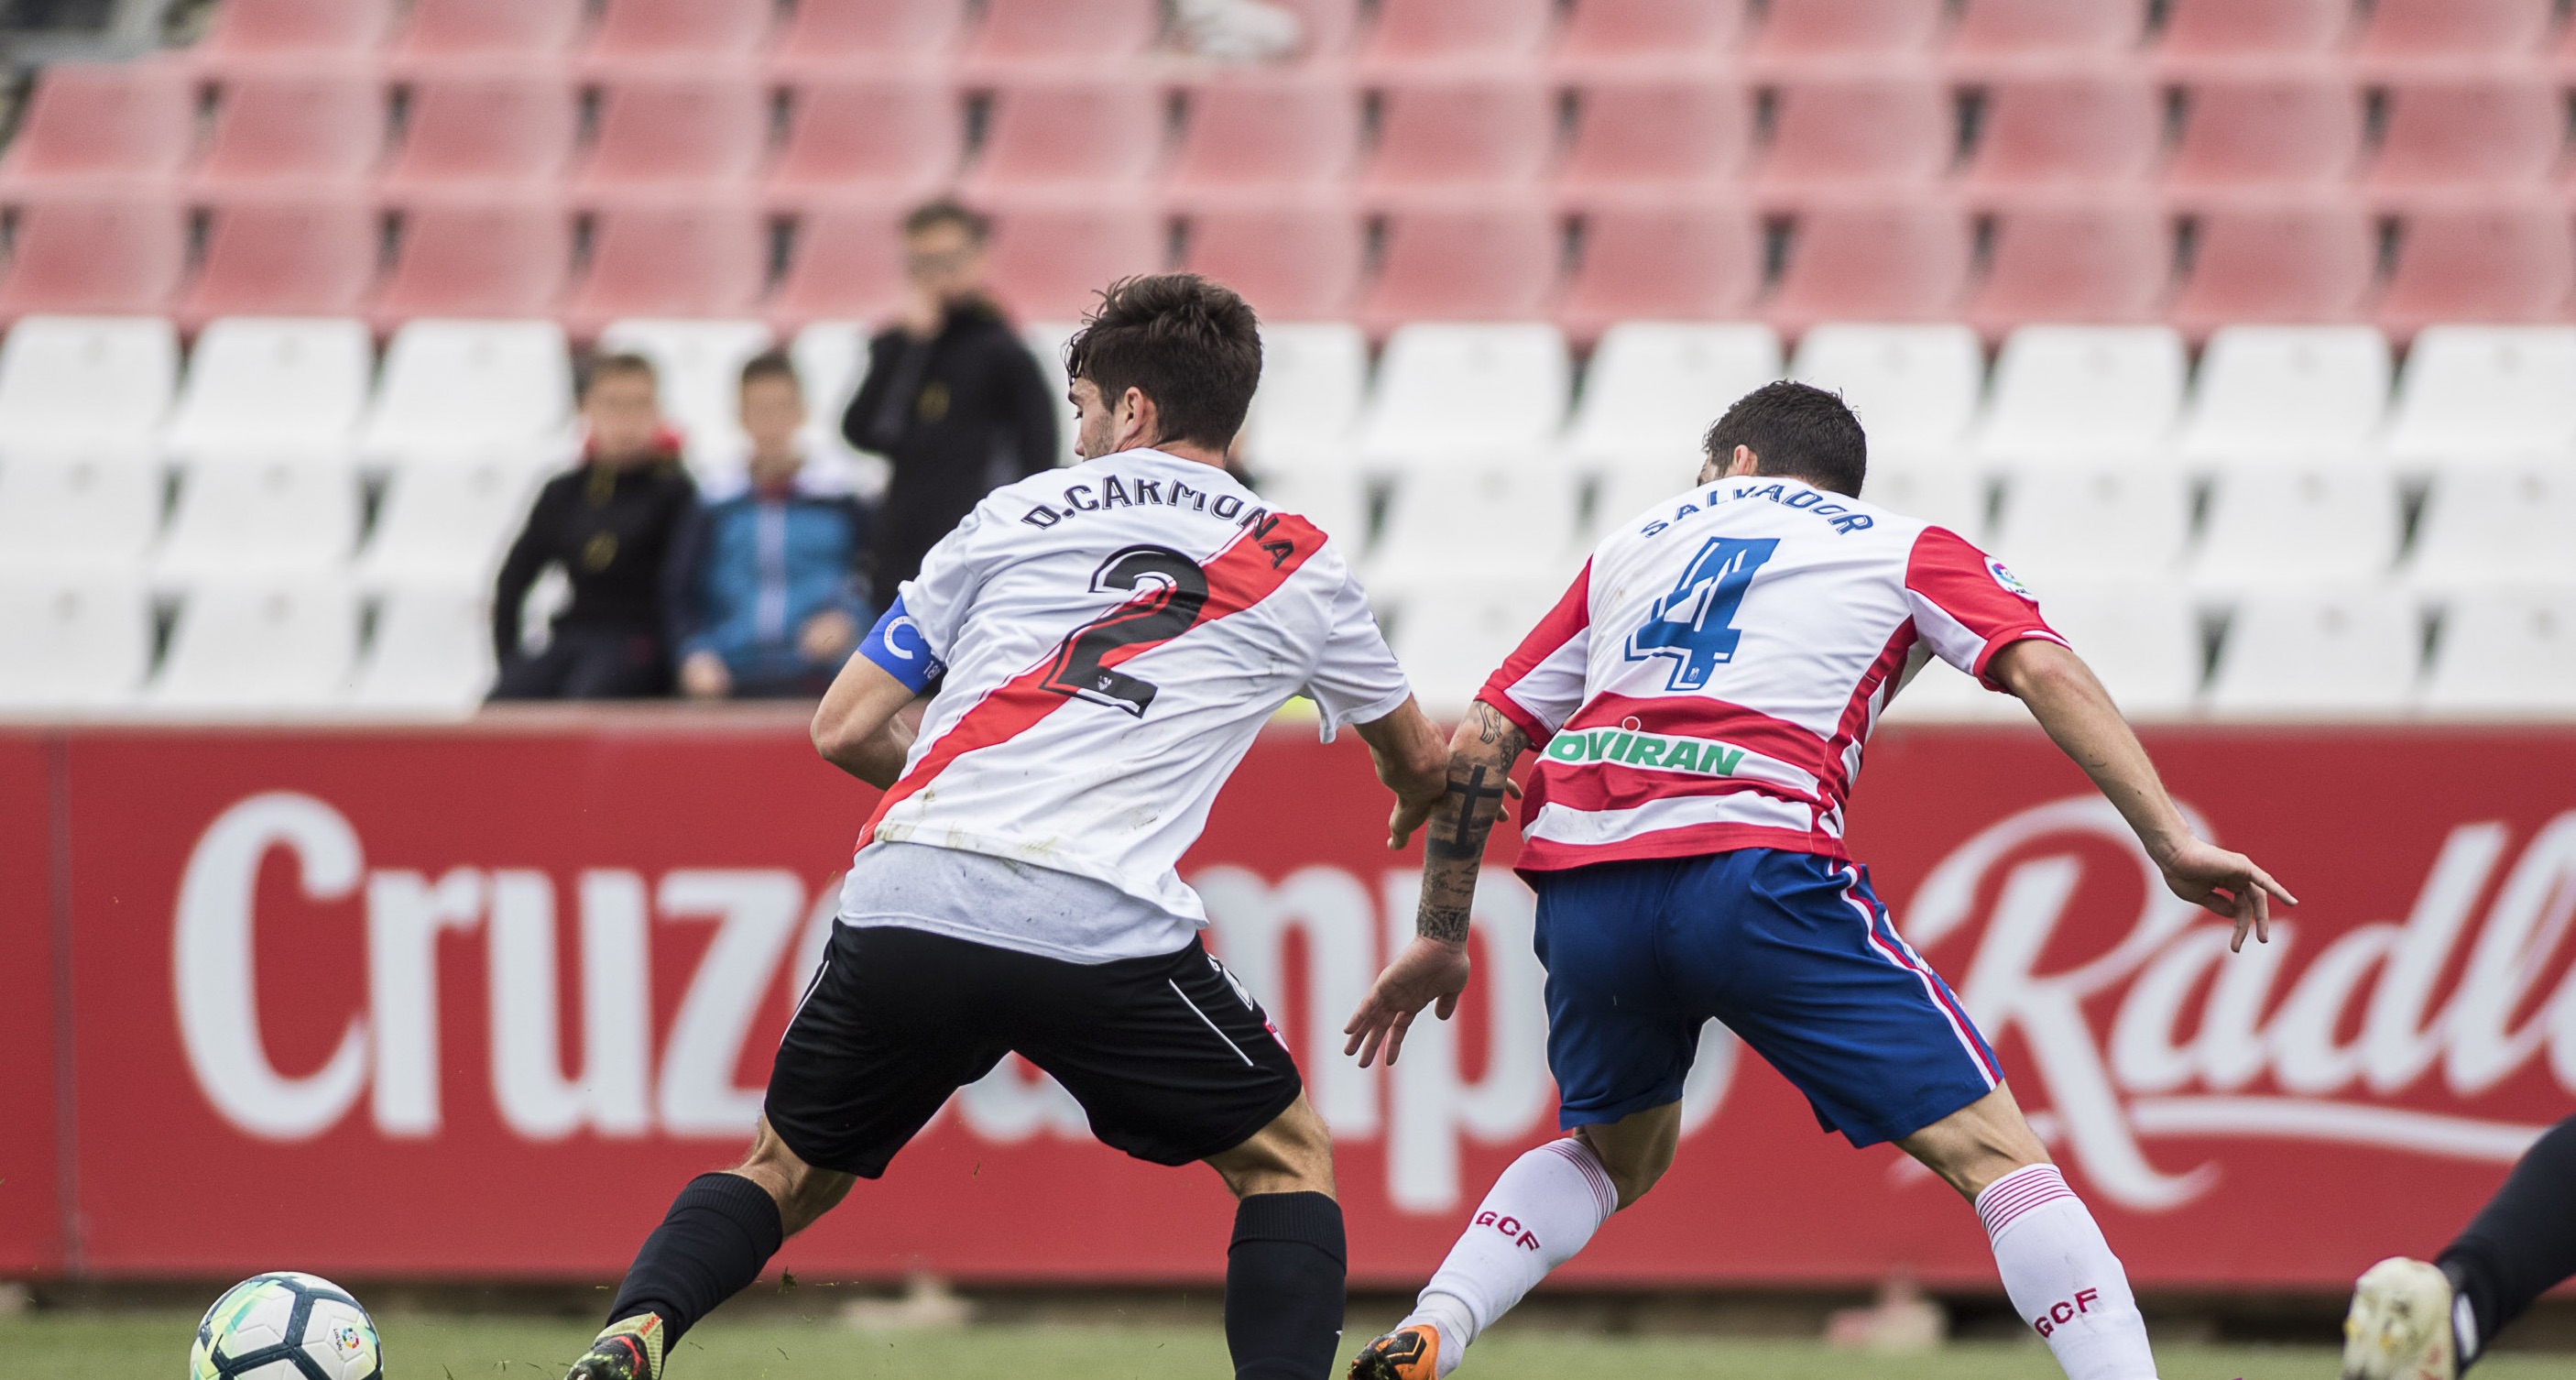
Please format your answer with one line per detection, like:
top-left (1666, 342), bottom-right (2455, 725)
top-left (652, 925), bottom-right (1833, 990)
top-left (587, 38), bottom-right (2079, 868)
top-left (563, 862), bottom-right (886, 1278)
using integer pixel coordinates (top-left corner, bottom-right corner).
top-left (1626, 536), bottom-right (1780, 691)
top-left (1042, 544), bottom-right (1209, 717)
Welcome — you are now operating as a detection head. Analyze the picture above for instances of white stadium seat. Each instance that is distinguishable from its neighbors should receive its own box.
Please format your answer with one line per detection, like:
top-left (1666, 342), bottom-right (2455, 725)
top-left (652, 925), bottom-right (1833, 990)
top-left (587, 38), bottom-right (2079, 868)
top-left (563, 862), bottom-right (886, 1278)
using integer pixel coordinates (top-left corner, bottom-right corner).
top-left (2192, 463), bottom-right (2403, 587)
top-left (1973, 325), bottom-right (2186, 467)
top-left (356, 319), bottom-right (575, 465)
top-left (1356, 323), bottom-right (1571, 468)
top-left (1861, 463), bottom-right (1991, 542)
top-left (0, 314), bottom-right (179, 450)
top-left (0, 571), bottom-right (153, 712)
top-left (2041, 581), bottom-right (2207, 717)
top-left (357, 455), bottom-right (544, 591)
top-left (347, 584), bottom-right (496, 714)
top-left (2205, 585), bottom-right (2419, 716)
top-left (1588, 465), bottom-right (1710, 544)
top-left (154, 456), bottom-right (360, 586)
top-left (787, 320), bottom-right (889, 500)
top-left (2380, 325), bottom-right (2576, 468)
top-left (1022, 320), bottom-right (1080, 466)
top-left (151, 578), bottom-right (360, 712)
top-left (596, 318), bottom-right (776, 489)
top-left (1564, 323), bottom-right (1782, 473)
top-left (161, 317), bottom-right (373, 463)
top-left (1881, 655), bottom-right (2022, 723)
top-left (0, 448), bottom-right (162, 572)
top-left (1252, 468), bottom-right (1374, 557)
top-left (2178, 325), bottom-right (2391, 463)
top-left (1382, 577), bottom-right (1567, 717)
top-left (1989, 466), bottom-right (2193, 586)
top-left (2406, 459), bottom-right (2576, 591)
top-left (1789, 323), bottom-right (1983, 462)
top-left (1241, 322), bottom-right (1370, 473)
top-left (1372, 462), bottom-right (1584, 584)
top-left (2421, 585), bottom-right (2576, 717)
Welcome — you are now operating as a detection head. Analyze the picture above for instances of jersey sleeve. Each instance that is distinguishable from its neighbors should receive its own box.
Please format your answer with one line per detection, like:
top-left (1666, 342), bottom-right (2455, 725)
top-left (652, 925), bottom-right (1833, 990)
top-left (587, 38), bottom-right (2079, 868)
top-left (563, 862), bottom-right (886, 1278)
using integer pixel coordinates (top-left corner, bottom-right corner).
top-left (889, 503), bottom-right (988, 662)
top-left (1903, 527), bottom-right (2067, 688)
top-left (1302, 557), bottom-right (1413, 742)
top-left (1474, 561), bottom-right (1593, 744)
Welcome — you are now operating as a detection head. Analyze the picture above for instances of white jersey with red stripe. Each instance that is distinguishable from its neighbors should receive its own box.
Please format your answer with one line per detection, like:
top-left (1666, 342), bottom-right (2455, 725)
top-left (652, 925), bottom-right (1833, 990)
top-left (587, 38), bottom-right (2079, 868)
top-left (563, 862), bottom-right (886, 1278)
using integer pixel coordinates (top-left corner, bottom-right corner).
top-left (853, 447), bottom-right (1411, 958)
top-left (1479, 473), bottom-right (2062, 873)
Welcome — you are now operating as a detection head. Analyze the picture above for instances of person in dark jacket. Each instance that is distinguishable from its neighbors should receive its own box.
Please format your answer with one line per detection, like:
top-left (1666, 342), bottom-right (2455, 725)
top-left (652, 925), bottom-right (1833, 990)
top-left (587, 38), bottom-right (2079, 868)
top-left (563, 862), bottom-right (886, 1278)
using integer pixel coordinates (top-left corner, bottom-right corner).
top-left (841, 199), bottom-right (1060, 612)
top-left (669, 352), bottom-right (874, 700)
top-left (489, 353), bottom-right (697, 700)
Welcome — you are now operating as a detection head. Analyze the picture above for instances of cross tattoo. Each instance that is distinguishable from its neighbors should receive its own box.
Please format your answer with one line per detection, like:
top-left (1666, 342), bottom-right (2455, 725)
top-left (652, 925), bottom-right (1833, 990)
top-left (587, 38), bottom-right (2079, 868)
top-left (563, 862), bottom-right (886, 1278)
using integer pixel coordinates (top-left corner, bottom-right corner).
top-left (1428, 764), bottom-right (1509, 860)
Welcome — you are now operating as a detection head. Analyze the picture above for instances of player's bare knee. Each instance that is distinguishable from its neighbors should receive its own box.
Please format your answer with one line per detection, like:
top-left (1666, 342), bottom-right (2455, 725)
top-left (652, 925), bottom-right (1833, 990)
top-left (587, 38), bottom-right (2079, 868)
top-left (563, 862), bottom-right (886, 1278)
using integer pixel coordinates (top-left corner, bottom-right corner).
top-left (1900, 1087), bottom-right (2050, 1201)
top-left (735, 1121), bottom-right (856, 1235)
top-left (1209, 1097), bottom-right (1337, 1199)
top-left (1576, 1107), bottom-right (1681, 1210)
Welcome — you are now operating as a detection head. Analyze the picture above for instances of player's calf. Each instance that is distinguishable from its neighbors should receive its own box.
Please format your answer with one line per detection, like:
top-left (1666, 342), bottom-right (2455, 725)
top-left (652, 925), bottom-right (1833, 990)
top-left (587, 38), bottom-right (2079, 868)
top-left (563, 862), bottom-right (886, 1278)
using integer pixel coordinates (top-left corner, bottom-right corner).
top-left (1210, 1097), bottom-right (1348, 1380)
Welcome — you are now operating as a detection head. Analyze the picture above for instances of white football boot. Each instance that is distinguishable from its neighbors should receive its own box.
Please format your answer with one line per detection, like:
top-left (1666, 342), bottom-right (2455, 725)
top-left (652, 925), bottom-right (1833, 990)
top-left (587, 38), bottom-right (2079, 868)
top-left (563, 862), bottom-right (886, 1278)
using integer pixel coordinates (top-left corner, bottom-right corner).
top-left (2342, 1256), bottom-right (2459, 1380)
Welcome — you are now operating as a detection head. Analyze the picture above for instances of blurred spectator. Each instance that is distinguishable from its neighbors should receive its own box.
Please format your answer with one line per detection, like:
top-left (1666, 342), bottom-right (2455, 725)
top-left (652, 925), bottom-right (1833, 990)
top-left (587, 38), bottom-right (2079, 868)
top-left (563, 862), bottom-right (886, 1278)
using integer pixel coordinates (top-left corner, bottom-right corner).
top-left (843, 199), bottom-right (1059, 612)
top-left (668, 352), bottom-right (875, 700)
top-left (489, 353), bottom-right (697, 701)
top-left (1176, 0), bottom-right (1304, 61)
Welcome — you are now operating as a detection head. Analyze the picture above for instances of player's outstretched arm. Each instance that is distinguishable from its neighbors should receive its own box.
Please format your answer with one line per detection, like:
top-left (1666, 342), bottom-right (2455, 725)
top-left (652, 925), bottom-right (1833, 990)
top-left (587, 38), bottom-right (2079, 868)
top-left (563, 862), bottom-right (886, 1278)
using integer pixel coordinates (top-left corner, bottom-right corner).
top-left (1353, 695), bottom-right (1464, 850)
top-left (1345, 700), bottom-right (1529, 1068)
top-left (809, 654), bottom-right (930, 789)
top-left (1988, 638), bottom-right (2298, 950)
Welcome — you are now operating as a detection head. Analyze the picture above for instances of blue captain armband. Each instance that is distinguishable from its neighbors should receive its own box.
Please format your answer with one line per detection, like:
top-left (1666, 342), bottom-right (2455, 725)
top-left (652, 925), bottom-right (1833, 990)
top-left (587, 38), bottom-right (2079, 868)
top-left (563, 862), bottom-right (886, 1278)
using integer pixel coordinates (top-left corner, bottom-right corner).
top-left (857, 596), bottom-right (946, 693)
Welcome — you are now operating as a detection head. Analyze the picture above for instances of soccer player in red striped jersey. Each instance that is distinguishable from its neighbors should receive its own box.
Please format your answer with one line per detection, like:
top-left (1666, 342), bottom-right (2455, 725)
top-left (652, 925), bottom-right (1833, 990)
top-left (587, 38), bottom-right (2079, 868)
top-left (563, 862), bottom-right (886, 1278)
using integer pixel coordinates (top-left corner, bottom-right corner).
top-left (1344, 382), bottom-right (2296, 1380)
top-left (566, 276), bottom-right (1450, 1380)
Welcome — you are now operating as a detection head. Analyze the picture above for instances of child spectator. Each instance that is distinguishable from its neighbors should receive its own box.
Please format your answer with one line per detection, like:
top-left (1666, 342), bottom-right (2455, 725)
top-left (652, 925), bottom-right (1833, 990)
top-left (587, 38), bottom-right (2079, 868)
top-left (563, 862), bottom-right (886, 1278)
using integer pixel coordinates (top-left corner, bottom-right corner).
top-left (489, 353), bottom-right (698, 700)
top-left (667, 352), bottom-right (875, 700)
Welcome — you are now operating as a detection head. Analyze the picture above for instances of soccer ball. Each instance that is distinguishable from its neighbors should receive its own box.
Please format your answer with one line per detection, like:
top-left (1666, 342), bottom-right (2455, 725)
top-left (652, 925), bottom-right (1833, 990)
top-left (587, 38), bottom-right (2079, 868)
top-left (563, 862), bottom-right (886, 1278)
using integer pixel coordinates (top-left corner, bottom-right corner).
top-left (191, 1273), bottom-right (382, 1380)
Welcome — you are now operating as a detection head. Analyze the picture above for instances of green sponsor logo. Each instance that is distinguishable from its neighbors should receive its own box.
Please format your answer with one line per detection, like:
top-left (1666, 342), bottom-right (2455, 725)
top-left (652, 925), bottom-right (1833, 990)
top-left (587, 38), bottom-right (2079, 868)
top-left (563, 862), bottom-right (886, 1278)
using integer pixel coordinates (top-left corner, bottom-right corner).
top-left (1542, 727), bottom-right (1750, 777)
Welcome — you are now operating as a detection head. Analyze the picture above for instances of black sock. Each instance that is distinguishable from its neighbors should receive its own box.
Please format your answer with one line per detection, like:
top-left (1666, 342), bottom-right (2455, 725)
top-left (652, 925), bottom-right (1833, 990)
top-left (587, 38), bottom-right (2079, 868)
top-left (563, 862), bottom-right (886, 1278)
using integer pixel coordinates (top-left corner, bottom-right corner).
top-left (605, 1173), bottom-right (786, 1347)
top-left (2437, 1114), bottom-right (2576, 1370)
top-left (1226, 1191), bottom-right (1347, 1380)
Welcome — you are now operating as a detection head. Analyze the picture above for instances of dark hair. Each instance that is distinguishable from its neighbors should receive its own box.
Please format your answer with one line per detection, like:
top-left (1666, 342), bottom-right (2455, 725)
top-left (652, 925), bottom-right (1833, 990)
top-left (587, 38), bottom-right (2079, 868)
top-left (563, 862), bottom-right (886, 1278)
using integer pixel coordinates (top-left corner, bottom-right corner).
top-left (739, 349), bottom-right (800, 391)
top-left (1063, 274), bottom-right (1262, 453)
top-left (581, 351), bottom-right (658, 399)
top-left (903, 198), bottom-right (989, 242)
top-left (1701, 381), bottom-right (1869, 497)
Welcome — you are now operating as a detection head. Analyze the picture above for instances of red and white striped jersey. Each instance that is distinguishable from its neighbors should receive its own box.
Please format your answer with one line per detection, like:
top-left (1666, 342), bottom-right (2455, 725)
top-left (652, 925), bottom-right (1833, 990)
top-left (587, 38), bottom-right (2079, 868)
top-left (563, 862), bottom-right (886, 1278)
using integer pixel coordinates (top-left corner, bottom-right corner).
top-left (1479, 474), bottom-right (2061, 873)
top-left (857, 448), bottom-right (1410, 949)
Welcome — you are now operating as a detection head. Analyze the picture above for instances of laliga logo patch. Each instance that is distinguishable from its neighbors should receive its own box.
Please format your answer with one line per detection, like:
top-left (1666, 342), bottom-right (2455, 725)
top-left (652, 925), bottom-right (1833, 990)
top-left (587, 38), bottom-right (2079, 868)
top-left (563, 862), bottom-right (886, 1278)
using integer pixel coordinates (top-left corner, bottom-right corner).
top-left (1986, 557), bottom-right (2034, 599)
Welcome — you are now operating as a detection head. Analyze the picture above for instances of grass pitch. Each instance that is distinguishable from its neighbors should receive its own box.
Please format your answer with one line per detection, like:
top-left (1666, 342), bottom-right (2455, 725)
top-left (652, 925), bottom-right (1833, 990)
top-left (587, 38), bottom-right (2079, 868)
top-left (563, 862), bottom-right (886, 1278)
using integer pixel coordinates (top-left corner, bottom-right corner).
top-left (12, 1310), bottom-right (2575, 1380)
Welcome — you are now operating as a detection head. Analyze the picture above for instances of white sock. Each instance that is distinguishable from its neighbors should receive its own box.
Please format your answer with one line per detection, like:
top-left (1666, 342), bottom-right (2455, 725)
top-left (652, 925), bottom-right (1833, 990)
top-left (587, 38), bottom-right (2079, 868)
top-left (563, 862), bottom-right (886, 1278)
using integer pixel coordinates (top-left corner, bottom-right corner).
top-left (1402, 1137), bottom-right (1618, 1375)
top-left (1976, 1164), bottom-right (2158, 1380)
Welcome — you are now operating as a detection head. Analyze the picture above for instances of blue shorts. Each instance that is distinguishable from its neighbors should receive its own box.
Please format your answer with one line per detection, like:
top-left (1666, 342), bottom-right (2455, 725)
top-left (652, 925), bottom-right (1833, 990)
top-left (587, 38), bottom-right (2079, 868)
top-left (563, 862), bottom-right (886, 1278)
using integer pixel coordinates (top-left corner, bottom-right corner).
top-left (1532, 849), bottom-right (2003, 1147)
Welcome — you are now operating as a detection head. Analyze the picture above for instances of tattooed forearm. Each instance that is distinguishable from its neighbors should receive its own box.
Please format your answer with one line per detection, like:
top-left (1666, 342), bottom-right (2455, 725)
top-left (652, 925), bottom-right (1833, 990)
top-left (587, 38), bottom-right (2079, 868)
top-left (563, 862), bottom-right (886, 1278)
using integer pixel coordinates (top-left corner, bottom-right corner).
top-left (1418, 902), bottom-right (1472, 944)
top-left (1414, 701), bottom-right (1531, 944)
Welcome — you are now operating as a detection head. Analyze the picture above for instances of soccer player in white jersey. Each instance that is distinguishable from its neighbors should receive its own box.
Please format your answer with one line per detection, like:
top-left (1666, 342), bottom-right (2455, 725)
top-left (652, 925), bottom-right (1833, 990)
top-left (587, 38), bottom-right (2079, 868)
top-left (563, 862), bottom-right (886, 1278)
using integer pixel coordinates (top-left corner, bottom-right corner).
top-left (563, 275), bottom-right (1451, 1380)
top-left (1342, 383), bottom-right (2297, 1380)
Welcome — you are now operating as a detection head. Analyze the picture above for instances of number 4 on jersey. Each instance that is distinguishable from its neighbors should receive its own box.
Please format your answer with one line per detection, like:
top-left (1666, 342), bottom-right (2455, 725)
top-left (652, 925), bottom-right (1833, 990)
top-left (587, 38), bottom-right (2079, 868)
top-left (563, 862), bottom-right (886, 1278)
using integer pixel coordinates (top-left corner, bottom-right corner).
top-left (1625, 536), bottom-right (1779, 692)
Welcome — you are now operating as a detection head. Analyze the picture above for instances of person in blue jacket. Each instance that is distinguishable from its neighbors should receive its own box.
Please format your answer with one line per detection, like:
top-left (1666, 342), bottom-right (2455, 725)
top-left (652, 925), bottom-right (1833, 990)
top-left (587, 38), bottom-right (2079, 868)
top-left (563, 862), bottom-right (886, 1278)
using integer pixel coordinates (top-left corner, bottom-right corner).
top-left (669, 352), bottom-right (875, 700)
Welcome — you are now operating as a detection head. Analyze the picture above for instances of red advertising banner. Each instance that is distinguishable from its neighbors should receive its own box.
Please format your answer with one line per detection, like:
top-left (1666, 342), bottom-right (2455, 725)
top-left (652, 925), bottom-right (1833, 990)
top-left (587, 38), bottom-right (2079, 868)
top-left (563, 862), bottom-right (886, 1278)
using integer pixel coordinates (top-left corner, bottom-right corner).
top-left (0, 735), bottom-right (60, 1276)
top-left (5, 717), bottom-right (2575, 1288)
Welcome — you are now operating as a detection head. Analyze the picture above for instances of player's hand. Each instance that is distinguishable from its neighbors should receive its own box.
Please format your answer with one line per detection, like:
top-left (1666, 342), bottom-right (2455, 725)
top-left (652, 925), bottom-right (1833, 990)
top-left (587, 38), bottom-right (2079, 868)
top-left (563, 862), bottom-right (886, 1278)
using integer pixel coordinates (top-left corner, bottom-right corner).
top-left (1344, 936), bottom-right (1471, 1068)
top-left (2156, 836), bottom-right (2297, 952)
top-left (1386, 776), bottom-right (1520, 851)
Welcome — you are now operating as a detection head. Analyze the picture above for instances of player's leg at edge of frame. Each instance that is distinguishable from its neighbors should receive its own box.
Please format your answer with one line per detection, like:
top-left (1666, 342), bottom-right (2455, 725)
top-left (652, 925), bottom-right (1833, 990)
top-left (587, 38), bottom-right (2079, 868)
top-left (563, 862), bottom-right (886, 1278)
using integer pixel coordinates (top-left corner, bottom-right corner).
top-left (1353, 1082), bottom-right (2166, 1380)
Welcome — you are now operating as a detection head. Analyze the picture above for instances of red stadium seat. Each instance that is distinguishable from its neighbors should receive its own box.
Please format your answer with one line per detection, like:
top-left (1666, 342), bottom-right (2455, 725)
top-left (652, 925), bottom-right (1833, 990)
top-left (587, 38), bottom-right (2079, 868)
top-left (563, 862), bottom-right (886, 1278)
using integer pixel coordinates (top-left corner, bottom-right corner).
top-left (0, 190), bottom-right (187, 319)
top-left (1753, 73), bottom-right (1953, 196)
top-left (1550, 0), bottom-right (1751, 77)
top-left (192, 71), bottom-right (389, 192)
top-left (1750, 0), bottom-right (1948, 59)
top-left (1766, 200), bottom-right (1971, 334)
top-left (1965, 203), bottom-right (2172, 337)
top-left (770, 200), bottom-right (910, 330)
top-left (981, 203), bottom-right (1169, 321)
top-left (1960, 73), bottom-right (2161, 191)
top-left (2161, 73), bottom-right (2363, 197)
top-left (2377, 205), bottom-right (2576, 339)
top-left (1555, 76), bottom-right (1754, 197)
top-left (767, 75), bottom-right (959, 208)
top-left (1360, 77), bottom-right (1557, 201)
top-left (372, 198), bottom-right (572, 327)
top-left (1182, 204), bottom-right (1367, 320)
top-left (179, 196), bottom-right (380, 330)
top-left (0, 60), bottom-right (195, 192)
top-left (1357, 205), bottom-right (1561, 332)
top-left (965, 78), bottom-right (1165, 199)
top-left (377, 71), bottom-right (579, 199)
top-left (2156, 0), bottom-right (2352, 60)
top-left (191, 0), bottom-right (395, 64)
top-left (2168, 202), bottom-right (2375, 338)
top-left (582, 0), bottom-right (773, 67)
top-left (1947, 0), bottom-right (2143, 62)
top-left (2354, 0), bottom-right (2555, 61)
top-left (388, 0), bottom-right (584, 65)
top-left (1164, 75), bottom-right (1360, 205)
top-left (1558, 201), bottom-right (1762, 342)
top-left (964, 0), bottom-right (1162, 73)
top-left (573, 72), bottom-right (769, 196)
top-left (565, 203), bottom-right (770, 334)
top-left (2364, 76), bottom-right (2564, 196)
top-left (770, 0), bottom-right (965, 71)
top-left (1359, 0), bottom-right (1555, 73)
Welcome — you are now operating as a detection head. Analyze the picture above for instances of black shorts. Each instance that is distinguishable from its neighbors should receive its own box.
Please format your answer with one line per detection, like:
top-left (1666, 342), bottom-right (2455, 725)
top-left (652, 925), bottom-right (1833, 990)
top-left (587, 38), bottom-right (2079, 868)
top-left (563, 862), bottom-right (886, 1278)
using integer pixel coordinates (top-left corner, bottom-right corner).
top-left (764, 924), bottom-right (1304, 1178)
